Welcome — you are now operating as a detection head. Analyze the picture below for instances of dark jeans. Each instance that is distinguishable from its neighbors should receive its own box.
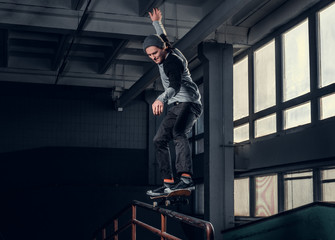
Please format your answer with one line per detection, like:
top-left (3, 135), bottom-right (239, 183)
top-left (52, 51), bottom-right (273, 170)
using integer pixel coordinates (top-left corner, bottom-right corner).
top-left (153, 102), bottom-right (202, 180)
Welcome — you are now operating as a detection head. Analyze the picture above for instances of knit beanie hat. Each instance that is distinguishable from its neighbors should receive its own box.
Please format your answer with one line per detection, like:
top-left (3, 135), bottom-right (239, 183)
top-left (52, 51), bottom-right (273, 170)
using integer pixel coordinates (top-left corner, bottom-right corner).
top-left (143, 34), bottom-right (166, 53)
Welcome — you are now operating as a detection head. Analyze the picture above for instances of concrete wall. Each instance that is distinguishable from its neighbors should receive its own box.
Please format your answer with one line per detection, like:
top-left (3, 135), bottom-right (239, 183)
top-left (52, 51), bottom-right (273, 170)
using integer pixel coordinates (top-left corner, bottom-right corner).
top-left (0, 82), bottom-right (147, 153)
top-left (235, 119), bottom-right (335, 171)
top-left (0, 82), bottom-right (153, 240)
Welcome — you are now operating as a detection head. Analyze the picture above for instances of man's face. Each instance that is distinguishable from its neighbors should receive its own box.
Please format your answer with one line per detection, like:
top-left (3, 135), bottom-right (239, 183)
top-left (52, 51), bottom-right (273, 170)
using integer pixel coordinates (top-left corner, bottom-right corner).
top-left (145, 46), bottom-right (167, 64)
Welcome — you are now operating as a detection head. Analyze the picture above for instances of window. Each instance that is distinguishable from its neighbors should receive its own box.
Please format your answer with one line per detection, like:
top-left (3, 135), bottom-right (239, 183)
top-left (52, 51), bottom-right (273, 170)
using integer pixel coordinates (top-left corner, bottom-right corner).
top-left (255, 175), bottom-right (278, 217)
top-left (284, 171), bottom-right (313, 210)
top-left (192, 83), bottom-right (203, 155)
top-left (195, 138), bottom-right (204, 154)
top-left (321, 168), bottom-right (335, 202)
top-left (283, 20), bottom-right (310, 101)
top-left (284, 102), bottom-right (311, 130)
top-left (320, 93), bottom-right (335, 120)
top-left (254, 40), bottom-right (276, 112)
top-left (196, 114), bottom-right (204, 135)
top-left (232, 1), bottom-right (335, 145)
top-left (233, 2), bottom-right (335, 219)
top-left (319, 3), bottom-right (335, 88)
top-left (233, 57), bottom-right (249, 120)
top-left (196, 84), bottom-right (204, 134)
top-left (234, 178), bottom-right (250, 216)
top-left (255, 114), bottom-right (276, 138)
top-left (234, 123), bottom-right (249, 143)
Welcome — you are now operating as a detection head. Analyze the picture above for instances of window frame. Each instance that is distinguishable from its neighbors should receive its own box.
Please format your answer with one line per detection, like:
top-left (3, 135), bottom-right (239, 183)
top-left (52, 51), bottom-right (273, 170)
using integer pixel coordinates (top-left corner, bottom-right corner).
top-left (234, 165), bottom-right (334, 222)
top-left (233, 1), bottom-right (335, 144)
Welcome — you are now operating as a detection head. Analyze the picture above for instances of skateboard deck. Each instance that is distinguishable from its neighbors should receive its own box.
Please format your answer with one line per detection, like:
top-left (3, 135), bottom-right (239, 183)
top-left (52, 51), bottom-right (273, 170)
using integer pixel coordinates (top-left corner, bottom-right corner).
top-left (150, 189), bottom-right (191, 207)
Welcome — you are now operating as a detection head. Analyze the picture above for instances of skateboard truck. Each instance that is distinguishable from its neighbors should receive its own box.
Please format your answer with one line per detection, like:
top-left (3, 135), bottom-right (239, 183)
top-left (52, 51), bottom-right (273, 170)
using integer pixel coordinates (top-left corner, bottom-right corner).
top-left (150, 189), bottom-right (191, 207)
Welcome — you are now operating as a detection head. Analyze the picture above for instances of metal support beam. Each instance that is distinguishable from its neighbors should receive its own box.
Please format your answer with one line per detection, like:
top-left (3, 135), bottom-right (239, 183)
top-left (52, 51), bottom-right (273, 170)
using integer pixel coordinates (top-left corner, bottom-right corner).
top-left (230, 0), bottom-right (271, 26)
top-left (99, 39), bottom-right (128, 74)
top-left (175, 0), bottom-right (252, 57)
top-left (83, 12), bottom-right (155, 39)
top-left (0, 3), bottom-right (153, 38)
top-left (0, 29), bottom-right (8, 67)
top-left (0, 3), bottom-right (77, 34)
top-left (207, 25), bottom-right (249, 47)
top-left (55, 0), bottom-right (93, 84)
top-left (248, 0), bottom-right (321, 45)
top-left (138, 0), bottom-right (164, 16)
top-left (71, 0), bottom-right (85, 10)
top-left (0, 67), bottom-right (138, 88)
top-left (116, 0), bottom-right (254, 108)
top-left (199, 42), bottom-right (234, 235)
top-left (116, 66), bottom-right (159, 107)
top-left (52, 35), bottom-right (70, 71)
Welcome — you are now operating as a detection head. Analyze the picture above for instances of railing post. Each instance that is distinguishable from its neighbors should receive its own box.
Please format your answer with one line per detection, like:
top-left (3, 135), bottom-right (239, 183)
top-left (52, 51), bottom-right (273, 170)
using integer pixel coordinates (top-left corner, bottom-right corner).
top-left (94, 201), bottom-right (215, 240)
top-left (161, 213), bottom-right (167, 240)
top-left (114, 219), bottom-right (118, 240)
top-left (102, 228), bottom-right (106, 240)
top-left (132, 204), bottom-right (137, 240)
top-left (206, 223), bottom-right (214, 240)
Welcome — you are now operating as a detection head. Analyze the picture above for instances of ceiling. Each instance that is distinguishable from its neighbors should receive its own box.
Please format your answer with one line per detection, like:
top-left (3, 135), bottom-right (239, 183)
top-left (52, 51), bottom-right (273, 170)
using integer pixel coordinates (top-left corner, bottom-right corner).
top-left (0, 0), bottom-right (322, 108)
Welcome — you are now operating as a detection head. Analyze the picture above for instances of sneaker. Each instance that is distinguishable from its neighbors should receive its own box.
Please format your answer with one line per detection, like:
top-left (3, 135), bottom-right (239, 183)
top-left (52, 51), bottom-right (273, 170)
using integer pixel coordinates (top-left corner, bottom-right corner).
top-left (146, 182), bottom-right (173, 197)
top-left (167, 176), bottom-right (195, 193)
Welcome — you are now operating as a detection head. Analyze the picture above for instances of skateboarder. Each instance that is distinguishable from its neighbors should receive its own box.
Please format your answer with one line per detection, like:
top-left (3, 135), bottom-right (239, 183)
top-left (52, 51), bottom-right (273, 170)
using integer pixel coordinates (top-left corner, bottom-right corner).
top-left (143, 8), bottom-right (202, 196)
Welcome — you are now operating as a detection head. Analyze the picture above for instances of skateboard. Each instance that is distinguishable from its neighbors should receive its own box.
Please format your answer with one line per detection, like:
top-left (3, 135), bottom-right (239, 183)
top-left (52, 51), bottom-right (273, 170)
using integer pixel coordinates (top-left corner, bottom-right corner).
top-left (150, 189), bottom-right (191, 207)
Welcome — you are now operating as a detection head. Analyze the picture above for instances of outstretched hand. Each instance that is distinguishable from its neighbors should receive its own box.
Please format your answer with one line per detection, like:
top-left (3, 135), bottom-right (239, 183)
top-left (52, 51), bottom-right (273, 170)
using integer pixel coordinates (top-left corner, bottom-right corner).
top-left (149, 8), bottom-right (162, 22)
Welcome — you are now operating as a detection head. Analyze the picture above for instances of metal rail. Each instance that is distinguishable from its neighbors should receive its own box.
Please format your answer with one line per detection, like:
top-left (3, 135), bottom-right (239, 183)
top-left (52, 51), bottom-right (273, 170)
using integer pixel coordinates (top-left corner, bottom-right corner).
top-left (93, 200), bottom-right (215, 240)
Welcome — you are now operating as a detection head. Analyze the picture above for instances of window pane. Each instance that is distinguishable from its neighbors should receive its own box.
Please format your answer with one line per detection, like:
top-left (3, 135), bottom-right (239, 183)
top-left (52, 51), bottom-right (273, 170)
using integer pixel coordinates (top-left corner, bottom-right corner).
top-left (254, 40), bottom-right (276, 112)
top-left (195, 138), bottom-right (204, 154)
top-left (255, 114), bottom-right (276, 138)
top-left (196, 84), bottom-right (204, 134)
top-left (319, 3), bottom-right (335, 87)
top-left (234, 57), bottom-right (249, 120)
top-left (255, 175), bottom-right (278, 217)
top-left (322, 168), bottom-right (335, 180)
top-left (284, 102), bottom-right (311, 130)
top-left (234, 123), bottom-right (249, 143)
top-left (283, 20), bottom-right (310, 101)
top-left (322, 168), bottom-right (335, 202)
top-left (234, 178), bottom-right (250, 216)
top-left (284, 171), bottom-right (313, 210)
top-left (322, 182), bottom-right (335, 202)
top-left (320, 93), bottom-right (335, 120)
top-left (196, 114), bottom-right (204, 135)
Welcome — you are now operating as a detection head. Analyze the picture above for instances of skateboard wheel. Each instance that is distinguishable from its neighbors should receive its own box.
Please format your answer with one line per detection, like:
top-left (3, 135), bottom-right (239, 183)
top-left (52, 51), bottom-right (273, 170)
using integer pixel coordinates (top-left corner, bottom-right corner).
top-left (165, 200), bottom-right (171, 206)
top-left (153, 202), bottom-right (158, 207)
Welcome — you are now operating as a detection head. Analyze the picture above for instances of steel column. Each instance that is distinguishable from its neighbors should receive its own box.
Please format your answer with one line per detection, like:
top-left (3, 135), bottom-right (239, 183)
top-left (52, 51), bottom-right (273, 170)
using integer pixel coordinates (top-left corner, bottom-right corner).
top-left (102, 228), bottom-right (106, 240)
top-left (161, 213), bottom-right (167, 240)
top-left (114, 219), bottom-right (118, 240)
top-left (132, 205), bottom-right (137, 240)
top-left (199, 42), bottom-right (235, 237)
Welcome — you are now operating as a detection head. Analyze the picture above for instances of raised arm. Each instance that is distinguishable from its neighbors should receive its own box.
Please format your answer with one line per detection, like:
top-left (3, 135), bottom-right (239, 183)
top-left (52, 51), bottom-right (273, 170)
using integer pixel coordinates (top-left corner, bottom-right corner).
top-left (148, 8), bottom-right (167, 37)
